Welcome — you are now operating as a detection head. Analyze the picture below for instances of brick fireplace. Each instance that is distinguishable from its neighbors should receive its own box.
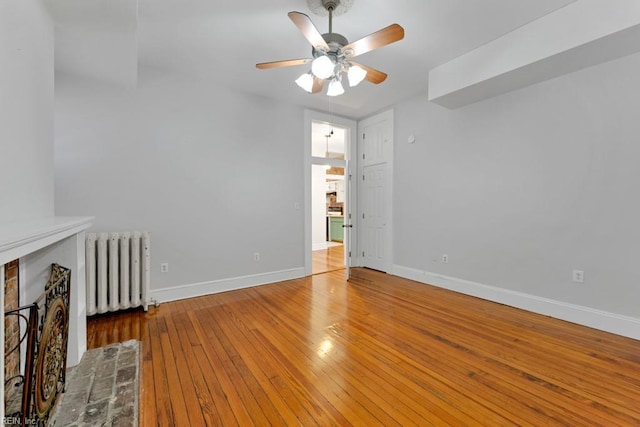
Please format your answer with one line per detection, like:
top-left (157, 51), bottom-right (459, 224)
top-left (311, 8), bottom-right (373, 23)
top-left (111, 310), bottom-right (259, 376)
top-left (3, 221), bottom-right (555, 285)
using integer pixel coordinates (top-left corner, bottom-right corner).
top-left (4, 260), bottom-right (19, 407)
top-left (1, 216), bottom-right (93, 420)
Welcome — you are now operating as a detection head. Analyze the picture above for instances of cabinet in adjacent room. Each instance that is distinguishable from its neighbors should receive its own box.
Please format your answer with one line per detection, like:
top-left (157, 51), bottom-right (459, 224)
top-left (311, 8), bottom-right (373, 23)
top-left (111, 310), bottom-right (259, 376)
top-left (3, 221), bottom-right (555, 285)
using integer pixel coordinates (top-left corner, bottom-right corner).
top-left (328, 216), bottom-right (344, 242)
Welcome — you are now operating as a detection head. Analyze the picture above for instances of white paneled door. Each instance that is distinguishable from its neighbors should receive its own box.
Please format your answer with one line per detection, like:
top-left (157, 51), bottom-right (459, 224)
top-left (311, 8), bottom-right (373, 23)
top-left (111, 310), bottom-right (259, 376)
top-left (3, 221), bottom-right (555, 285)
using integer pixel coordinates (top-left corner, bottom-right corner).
top-left (361, 163), bottom-right (388, 271)
top-left (358, 110), bottom-right (393, 273)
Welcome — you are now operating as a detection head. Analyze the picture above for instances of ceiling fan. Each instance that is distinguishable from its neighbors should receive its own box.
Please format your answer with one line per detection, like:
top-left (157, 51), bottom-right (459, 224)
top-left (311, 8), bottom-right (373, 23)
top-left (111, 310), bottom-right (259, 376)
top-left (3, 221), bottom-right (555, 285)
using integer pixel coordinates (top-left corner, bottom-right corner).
top-left (256, 0), bottom-right (404, 96)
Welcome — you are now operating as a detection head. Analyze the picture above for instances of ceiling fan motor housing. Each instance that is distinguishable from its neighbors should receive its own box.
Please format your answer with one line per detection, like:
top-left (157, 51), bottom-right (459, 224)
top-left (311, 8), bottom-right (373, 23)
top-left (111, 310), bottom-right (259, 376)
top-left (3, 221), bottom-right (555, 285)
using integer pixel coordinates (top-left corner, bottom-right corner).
top-left (312, 32), bottom-right (350, 64)
top-left (322, 32), bottom-right (348, 46)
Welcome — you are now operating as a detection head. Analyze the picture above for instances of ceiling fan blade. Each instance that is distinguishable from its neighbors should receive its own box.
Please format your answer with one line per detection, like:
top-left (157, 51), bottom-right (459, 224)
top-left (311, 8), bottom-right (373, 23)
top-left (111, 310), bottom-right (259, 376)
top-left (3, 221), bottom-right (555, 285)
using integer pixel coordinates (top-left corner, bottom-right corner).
top-left (256, 58), bottom-right (311, 70)
top-left (344, 24), bottom-right (404, 58)
top-left (288, 11), bottom-right (330, 51)
top-left (311, 77), bottom-right (325, 94)
top-left (349, 62), bottom-right (388, 84)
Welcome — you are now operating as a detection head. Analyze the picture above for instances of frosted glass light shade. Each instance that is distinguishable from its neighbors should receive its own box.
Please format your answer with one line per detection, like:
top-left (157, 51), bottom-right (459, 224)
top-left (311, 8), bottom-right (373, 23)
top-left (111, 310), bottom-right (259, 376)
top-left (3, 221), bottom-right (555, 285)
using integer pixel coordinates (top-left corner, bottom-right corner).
top-left (311, 56), bottom-right (334, 79)
top-left (327, 79), bottom-right (344, 97)
top-left (295, 73), bottom-right (314, 92)
top-left (348, 65), bottom-right (367, 87)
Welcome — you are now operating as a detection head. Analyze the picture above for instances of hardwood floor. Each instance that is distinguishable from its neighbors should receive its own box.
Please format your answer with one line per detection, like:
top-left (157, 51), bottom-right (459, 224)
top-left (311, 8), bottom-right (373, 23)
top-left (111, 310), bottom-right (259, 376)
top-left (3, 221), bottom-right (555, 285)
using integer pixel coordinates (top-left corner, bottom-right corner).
top-left (312, 244), bottom-right (344, 274)
top-left (87, 268), bottom-right (640, 426)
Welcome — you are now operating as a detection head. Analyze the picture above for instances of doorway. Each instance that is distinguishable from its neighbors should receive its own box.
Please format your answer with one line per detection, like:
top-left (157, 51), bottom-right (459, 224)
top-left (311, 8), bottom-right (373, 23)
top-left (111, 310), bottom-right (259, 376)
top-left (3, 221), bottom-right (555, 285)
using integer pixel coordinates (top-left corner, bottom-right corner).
top-left (304, 110), bottom-right (357, 277)
top-left (311, 129), bottom-right (346, 274)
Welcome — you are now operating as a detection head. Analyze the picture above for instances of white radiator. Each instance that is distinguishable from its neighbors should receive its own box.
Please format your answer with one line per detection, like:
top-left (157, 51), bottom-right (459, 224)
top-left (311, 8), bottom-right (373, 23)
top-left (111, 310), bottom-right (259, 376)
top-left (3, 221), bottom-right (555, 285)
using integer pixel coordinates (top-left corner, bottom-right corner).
top-left (86, 231), bottom-right (151, 315)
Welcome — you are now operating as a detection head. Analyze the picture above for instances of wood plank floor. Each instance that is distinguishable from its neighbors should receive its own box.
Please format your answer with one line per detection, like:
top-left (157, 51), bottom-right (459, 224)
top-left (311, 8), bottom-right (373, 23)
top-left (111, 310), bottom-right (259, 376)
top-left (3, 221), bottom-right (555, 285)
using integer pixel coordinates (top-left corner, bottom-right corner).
top-left (312, 245), bottom-right (344, 275)
top-left (87, 268), bottom-right (640, 426)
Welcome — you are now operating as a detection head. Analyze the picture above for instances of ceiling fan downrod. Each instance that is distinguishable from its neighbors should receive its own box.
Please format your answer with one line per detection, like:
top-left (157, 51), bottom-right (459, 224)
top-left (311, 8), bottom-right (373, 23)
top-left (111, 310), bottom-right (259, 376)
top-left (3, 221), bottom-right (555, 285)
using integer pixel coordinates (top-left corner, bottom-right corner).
top-left (322, 0), bottom-right (339, 34)
top-left (318, 0), bottom-right (349, 50)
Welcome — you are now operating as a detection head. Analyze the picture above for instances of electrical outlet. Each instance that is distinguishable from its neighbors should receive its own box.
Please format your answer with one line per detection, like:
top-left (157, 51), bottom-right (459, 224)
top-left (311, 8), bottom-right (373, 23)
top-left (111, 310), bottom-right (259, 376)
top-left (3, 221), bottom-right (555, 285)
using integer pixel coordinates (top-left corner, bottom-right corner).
top-left (442, 254), bottom-right (449, 264)
top-left (254, 252), bottom-right (260, 261)
top-left (572, 270), bottom-right (584, 283)
top-left (160, 263), bottom-right (169, 273)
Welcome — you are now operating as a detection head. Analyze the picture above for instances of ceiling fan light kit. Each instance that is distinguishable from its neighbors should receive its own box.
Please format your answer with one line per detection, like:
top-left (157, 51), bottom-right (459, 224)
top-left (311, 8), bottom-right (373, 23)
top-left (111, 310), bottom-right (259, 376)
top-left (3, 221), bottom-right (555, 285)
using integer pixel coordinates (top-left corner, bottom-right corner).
top-left (295, 72), bottom-right (315, 93)
top-left (256, 0), bottom-right (404, 97)
top-left (327, 78), bottom-right (345, 96)
top-left (347, 65), bottom-right (367, 87)
top-left (311, 55), bottom-right (335, 79)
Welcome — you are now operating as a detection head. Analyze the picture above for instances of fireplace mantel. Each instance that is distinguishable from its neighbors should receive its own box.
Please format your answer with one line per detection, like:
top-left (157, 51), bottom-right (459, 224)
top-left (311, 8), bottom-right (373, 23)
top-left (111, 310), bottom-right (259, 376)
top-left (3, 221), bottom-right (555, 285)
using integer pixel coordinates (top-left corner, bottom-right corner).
top-left (0, 217), bottom-right (93, 265)
top-left (1, 216), bottom-right (93, 419)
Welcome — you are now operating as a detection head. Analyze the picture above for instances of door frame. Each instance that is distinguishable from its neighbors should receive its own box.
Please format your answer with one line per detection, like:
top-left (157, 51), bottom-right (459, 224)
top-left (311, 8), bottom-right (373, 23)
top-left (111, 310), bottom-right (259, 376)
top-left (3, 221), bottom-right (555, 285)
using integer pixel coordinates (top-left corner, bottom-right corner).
top-left (303, 109), bottom-right (357, 277)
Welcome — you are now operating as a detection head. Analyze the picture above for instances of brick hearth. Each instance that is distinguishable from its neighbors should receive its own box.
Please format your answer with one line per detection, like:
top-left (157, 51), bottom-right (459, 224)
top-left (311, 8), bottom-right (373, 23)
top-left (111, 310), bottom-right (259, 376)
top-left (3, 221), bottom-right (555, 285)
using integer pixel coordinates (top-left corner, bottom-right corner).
top-left (49, 340), bottom-right (140, 426)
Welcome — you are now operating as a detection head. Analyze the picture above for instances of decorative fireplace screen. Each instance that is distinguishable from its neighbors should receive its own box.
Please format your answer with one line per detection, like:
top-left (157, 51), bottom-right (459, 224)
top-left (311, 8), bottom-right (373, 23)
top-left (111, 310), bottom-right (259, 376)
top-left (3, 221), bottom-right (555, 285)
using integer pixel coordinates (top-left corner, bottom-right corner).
top-left (4, 263), bottom-right (71, 426)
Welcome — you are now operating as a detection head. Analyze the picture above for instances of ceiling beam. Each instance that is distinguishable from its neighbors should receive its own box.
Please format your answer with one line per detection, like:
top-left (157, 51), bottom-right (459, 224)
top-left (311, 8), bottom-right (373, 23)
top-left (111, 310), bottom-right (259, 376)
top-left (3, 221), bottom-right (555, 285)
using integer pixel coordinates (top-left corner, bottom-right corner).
top-left (428, 0), bottom-right (640, 109)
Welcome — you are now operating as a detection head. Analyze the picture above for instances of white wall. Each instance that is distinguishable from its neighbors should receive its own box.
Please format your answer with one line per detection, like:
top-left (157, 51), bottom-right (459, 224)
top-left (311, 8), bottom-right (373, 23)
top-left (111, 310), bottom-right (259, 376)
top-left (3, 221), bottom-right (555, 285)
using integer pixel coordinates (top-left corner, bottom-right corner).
top-left (0, 5), bottom-right (89, 410)
top-left (0, 0), bottom-right (54, 223)
top-left (393, 50), bottom-right (640, 320)
top-left (54, 73), bottom-right (306, 294)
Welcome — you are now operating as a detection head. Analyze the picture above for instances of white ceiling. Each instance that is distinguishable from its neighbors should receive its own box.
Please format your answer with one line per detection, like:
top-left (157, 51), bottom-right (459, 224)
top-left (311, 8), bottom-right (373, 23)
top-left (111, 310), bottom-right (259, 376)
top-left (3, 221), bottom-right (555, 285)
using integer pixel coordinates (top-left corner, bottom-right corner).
top-left (51, 0), bottom-right (578, 119)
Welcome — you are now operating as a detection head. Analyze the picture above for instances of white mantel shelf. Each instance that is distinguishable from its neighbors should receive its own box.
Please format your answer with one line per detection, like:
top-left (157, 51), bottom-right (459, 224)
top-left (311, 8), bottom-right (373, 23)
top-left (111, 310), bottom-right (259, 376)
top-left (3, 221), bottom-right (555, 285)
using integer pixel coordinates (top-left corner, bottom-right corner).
top-left (0, 216), bottom-right (94, 265)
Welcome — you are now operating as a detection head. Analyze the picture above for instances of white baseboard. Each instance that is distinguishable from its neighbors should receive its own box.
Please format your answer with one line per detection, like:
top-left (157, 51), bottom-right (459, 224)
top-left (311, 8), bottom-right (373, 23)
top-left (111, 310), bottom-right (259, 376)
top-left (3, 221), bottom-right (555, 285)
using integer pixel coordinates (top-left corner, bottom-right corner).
top-left (150, 267), bottom-right (306, 304)
top-left (391, 264), bottom-right (640, 341)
